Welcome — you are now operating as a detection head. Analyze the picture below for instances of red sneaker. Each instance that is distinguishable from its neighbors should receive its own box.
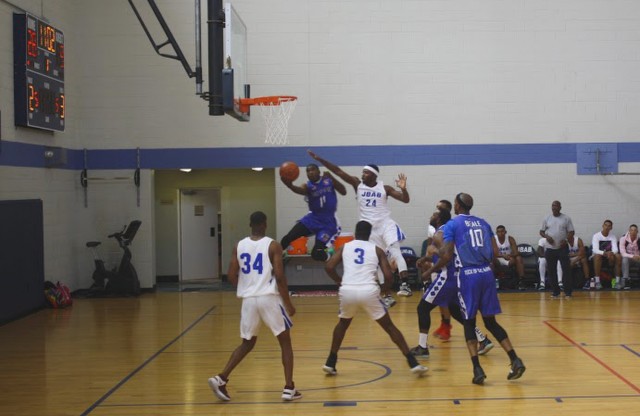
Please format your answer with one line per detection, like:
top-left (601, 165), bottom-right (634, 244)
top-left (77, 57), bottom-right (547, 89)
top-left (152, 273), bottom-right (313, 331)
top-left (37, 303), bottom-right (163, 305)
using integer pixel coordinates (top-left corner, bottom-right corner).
top-left (433, 322), bottom-right (452, 341)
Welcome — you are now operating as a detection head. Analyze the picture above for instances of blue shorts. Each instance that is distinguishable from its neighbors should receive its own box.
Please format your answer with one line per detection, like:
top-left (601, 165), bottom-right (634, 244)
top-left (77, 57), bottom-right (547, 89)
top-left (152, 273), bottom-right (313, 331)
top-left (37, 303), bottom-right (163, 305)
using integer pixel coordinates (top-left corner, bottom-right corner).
top-left (422, 267), bottom-right (458, 307)
top-left (299, 213), bottom-right (339, 245)
top-left (457, 265), bottom-right (502, 319)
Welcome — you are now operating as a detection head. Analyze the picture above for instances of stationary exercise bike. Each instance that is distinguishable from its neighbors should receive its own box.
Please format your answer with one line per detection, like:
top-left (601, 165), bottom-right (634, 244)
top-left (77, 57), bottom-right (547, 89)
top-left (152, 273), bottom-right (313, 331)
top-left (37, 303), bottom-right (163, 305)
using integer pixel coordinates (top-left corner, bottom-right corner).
top-left (86, 220), bottom-right (142, 295)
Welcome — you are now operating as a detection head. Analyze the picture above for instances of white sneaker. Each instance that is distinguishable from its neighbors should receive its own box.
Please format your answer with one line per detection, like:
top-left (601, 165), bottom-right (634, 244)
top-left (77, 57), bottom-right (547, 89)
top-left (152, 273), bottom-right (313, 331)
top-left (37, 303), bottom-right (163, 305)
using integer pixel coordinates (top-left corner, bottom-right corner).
top-left (282, 386), bottom-right (302, 401)
top-left (538, 283), bottom-right (545, 291)
top-left (397, 282), bottom-right (413, 297)
top-left (322, 365), bottom-right (337, 375)
top-left (383, 295), bottom-right (397, 308)
top-left (411, 364), bottom-right (428, 376)
top-left (208, 375), bottom-right (231, 401)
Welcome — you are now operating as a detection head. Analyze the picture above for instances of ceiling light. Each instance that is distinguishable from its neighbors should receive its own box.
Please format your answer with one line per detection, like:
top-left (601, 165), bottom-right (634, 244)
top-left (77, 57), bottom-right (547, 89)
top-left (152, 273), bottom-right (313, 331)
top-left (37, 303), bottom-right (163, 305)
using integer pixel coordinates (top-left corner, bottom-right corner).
top-left (251, 167), bottom-right (264, 172)
top-left (179, 168), bottom-right (192, 173)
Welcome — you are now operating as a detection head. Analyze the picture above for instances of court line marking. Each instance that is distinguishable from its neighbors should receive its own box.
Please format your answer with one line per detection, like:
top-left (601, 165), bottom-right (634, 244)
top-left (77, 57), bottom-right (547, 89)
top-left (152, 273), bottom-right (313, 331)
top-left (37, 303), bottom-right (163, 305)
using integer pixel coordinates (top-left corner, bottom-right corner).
top-left (80, 305), bottom-right (216, 416)
top-left (622, 344), bottom-right (640, 357)
top-left (239, 356), bottom-right (392, 393)
top-left (544, 320), bottom-right (640, 394)
top-left (99, 393), bottom-right (640, 408)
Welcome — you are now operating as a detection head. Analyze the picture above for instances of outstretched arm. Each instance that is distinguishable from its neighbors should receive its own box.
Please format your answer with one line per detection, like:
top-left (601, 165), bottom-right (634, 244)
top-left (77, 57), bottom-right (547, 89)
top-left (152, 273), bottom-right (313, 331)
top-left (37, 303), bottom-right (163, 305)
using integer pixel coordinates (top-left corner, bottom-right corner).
top-left (323, 171), bottom-right (347, 196)
top-left (384, 173), bottom-right (410, 203)
top-left (280, 175), bottom-right (308, 196)
top-left (308, 149), bottom-right (360, 191)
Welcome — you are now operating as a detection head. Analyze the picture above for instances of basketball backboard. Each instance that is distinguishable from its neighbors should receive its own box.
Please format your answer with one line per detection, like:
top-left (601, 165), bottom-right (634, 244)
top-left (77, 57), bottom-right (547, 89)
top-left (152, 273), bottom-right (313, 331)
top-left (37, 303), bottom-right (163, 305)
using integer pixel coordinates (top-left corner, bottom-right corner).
top-left (222, 2), bottom-right (250, 121)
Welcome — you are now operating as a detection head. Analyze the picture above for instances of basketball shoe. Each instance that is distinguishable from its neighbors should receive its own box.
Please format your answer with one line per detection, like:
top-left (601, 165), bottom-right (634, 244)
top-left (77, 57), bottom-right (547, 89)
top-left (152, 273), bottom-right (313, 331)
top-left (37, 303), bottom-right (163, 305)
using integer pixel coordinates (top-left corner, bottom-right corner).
top-left (397, 282), bottom-right (413, 297)
top-left (433, 322), bottom-right (451, 341)
top-left (208, 375), bottom-right (231, 401)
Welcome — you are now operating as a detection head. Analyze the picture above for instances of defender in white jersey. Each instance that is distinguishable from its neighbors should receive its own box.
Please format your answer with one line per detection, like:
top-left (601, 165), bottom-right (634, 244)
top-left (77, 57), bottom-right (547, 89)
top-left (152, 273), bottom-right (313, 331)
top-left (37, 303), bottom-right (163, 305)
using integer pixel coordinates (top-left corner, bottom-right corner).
top-left (208, 212), bottom-right (301, 402)
top-left (308, 150), bottom-right (412, 305)
top-left (322, 221), bottom-right (427, 377)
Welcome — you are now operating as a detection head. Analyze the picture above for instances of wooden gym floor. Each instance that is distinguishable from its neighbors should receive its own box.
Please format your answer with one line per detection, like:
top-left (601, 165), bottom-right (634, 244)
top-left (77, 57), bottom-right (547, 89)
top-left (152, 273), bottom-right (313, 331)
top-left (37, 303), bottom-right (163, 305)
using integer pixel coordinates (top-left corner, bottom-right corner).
top-left (1, 287), bottom-right (639, 415)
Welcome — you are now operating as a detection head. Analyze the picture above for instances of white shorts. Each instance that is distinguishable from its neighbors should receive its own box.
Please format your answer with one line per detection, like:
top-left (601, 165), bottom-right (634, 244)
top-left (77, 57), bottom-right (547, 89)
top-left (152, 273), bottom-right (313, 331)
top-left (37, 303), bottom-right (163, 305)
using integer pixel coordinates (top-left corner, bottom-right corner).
top-left (338, 285), bottom-right (386, 320)
top-left (240, 295), bottom-right (293, 340)
top-left (369, 219), bottom-right (406, 250)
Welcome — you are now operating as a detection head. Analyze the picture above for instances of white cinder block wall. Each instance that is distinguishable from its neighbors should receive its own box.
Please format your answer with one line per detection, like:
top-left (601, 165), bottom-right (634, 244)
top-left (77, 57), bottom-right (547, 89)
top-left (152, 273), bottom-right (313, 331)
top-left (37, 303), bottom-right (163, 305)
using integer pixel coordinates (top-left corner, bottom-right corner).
top-left (1, 0), bottom-right (639, 290)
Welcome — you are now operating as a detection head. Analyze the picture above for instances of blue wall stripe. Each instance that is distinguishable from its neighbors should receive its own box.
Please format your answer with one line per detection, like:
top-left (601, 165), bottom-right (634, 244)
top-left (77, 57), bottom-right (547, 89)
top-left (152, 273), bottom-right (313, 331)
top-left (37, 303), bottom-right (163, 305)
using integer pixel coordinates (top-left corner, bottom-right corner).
top-left (619, 143), bottom-right (640, 163)
top-left (1, 140), bottom-right (639, 170)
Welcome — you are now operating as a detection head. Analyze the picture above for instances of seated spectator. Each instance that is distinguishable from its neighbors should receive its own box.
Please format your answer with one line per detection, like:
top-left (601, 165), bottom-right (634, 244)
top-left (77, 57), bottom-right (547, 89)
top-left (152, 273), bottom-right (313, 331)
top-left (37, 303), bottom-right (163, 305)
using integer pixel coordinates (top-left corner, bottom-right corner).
top-left (537, 237), bottom-right (562, 291)
top-left (567, 234), bottom-right (591, 288)
top-left (590, 219), bottom-right (622, 290)
top-left (618, 224), bottom-right (640, 290)
top-left (493, 225), bottom-right (525, 290)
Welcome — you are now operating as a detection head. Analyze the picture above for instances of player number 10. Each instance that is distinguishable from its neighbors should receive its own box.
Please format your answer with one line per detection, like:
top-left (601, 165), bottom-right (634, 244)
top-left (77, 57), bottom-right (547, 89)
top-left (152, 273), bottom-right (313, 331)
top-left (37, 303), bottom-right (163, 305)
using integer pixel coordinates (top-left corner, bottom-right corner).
top-left (469, 229), bottom-right (484, 247)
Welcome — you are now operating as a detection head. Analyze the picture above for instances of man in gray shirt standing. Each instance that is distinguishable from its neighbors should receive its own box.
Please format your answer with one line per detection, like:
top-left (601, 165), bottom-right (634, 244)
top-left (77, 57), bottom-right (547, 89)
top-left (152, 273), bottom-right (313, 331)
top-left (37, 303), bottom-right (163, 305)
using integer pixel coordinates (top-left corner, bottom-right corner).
top-left (540, 201), bottom-right (575, 298)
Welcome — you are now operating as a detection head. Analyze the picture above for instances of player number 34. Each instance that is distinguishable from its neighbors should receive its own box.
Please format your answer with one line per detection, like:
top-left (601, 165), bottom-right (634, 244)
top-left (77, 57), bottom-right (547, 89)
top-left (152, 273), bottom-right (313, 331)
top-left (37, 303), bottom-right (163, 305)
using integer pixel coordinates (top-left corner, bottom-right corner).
top-left (240, 253), bottom-right (264, 274)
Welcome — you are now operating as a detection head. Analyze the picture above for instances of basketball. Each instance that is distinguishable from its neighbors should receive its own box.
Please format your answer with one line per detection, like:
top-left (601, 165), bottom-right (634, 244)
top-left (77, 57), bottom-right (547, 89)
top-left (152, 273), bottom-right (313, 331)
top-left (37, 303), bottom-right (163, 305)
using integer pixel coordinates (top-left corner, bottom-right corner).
top-left (280, 161), bottom-right (300, 181)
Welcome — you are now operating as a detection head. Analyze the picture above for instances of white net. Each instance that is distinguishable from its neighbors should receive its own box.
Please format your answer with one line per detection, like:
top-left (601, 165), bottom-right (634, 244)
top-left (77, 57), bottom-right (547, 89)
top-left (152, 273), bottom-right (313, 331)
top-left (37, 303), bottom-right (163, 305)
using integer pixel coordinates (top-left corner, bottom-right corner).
top-left (256, 98), bottom-right (297, 145)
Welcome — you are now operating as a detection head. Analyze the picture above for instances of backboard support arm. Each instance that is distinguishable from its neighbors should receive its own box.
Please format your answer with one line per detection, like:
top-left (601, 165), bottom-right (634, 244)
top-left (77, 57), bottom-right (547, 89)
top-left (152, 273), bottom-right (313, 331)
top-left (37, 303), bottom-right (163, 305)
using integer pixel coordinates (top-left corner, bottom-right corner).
top-left (127, 0), bottom-right (204, 94)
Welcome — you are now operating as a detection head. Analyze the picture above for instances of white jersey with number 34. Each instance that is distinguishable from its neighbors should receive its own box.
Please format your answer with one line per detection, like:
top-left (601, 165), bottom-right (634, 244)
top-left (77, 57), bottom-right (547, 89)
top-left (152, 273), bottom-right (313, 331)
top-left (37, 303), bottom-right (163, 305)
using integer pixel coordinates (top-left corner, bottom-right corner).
top-left (236, 236), bottom-right (278, 298)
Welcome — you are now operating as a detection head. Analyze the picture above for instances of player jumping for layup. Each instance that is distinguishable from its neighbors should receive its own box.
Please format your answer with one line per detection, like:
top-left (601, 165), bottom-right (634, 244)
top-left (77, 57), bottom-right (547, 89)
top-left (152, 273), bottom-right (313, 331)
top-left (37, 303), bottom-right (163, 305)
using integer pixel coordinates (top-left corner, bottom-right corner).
top-left (280, 163), bottom-right (347, 261)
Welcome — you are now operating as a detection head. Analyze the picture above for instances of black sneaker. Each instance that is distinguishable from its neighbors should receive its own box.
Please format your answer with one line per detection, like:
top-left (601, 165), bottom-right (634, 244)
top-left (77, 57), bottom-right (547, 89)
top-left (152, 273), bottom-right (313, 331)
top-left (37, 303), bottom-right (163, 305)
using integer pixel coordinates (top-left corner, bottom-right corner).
top-left (477, 338), bottom-right (494, 356)
top-left (472, 366), bottom-right (486, 385)
top-left (507, 357), bottom-right (526, 380)
top-left (410, 345), bottom-right (430, 358)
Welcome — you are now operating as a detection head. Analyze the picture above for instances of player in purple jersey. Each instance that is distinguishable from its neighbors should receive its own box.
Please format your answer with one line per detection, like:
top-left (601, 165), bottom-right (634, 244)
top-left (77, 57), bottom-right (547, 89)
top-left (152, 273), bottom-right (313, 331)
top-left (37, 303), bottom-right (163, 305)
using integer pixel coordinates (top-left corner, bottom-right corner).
top-left (281, 163), bottom-right (347, 261)
top-left (424, 193), bottom-right (525, 385)
top-left (411, 208), bottom-right (494, 359)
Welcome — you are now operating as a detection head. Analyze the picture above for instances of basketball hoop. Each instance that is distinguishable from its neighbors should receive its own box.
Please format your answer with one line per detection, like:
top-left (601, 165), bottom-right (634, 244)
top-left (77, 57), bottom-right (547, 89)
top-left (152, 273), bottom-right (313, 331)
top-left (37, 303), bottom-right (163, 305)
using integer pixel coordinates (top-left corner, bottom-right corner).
top-left (238, 96), bottom-right (297, 145)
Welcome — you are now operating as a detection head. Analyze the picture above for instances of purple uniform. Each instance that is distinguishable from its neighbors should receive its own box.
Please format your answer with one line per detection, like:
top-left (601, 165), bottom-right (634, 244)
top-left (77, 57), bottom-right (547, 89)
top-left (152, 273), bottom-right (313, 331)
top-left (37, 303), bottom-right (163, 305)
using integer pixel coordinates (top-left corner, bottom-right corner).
top-left (422, 226), bottom-right (458, 307)
top-left (443, 214), bottom-right (501, 319)
top-left (299, 176), bottom-right (340, 245)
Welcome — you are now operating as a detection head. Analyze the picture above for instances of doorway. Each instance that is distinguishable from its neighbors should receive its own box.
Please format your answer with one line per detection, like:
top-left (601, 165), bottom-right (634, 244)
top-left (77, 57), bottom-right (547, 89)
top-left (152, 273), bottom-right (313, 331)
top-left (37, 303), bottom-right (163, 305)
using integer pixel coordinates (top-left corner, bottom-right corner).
top-left (179, 188), bottom-right (220, 281)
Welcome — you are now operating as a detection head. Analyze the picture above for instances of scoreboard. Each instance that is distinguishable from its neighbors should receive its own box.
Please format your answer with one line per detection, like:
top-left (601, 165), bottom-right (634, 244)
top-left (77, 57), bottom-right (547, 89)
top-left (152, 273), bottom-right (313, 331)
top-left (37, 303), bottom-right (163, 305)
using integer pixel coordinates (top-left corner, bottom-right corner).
top-left (13, 13), bottom-right (65, 132)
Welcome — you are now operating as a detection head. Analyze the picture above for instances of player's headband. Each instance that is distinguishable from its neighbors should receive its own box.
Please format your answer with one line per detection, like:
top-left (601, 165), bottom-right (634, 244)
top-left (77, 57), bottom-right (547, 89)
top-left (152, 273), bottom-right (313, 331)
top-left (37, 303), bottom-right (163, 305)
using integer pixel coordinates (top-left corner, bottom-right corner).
top-left (363, 165), bottom-right (379, 175)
